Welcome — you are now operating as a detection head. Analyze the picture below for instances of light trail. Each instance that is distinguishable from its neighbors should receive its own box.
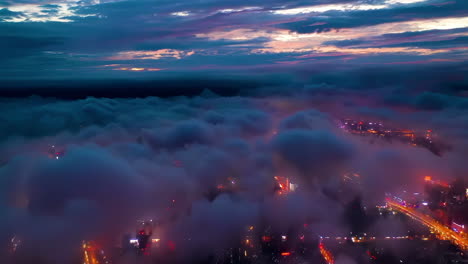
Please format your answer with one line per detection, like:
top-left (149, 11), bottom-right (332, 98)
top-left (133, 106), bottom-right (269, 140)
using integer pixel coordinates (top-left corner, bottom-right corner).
top-left (386, 198), bottom-right (468, 251)
top-left (319, 241), bottom-right (335, 264)
top-left (82, 241), bottom-right (110, 264)
top-left (319, 235), bottom-right (432, 242)
top-left (83, 241), bottom-right (99, 264)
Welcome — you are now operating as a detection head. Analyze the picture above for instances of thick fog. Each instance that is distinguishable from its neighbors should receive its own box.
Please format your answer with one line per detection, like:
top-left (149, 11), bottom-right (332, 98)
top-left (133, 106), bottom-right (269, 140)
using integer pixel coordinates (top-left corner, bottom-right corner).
top-left (0, 88), bottom-right (467, 263)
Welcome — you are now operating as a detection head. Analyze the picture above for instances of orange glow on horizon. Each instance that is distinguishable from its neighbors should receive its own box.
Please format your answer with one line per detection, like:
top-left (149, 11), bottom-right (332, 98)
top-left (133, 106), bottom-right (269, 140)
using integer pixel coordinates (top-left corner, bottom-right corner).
top-left (114, 67), bottom-right (163, 72)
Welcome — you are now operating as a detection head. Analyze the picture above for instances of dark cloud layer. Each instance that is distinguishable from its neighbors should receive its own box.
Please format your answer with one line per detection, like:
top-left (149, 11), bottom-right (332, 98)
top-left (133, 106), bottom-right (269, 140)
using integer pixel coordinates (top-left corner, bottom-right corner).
top-left (272, 130), bottom-right (354, 189)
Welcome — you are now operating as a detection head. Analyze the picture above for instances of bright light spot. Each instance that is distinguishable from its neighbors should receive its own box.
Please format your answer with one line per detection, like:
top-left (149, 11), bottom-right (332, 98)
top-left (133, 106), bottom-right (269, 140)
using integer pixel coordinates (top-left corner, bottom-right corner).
top-left (171, 11), bottom-right (190, 17)
top-left (113, 67), bottom-right (163, 72)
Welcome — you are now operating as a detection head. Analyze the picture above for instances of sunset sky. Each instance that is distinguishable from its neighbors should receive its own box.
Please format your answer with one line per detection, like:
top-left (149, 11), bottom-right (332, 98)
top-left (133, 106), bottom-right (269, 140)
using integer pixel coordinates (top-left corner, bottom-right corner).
top-left (1, 0), bottom-right (467, 83)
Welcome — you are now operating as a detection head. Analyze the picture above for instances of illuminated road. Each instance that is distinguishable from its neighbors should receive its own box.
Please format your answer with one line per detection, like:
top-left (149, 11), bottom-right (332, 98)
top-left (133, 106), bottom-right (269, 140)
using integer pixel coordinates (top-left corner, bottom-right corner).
top-left (386, 198), bottom-right (468, 251)
top-left (83, 241), bottom-right (98, 264)
top-left (319, 241), bottom-right (335, 264)
top-left (83, 241), bottom-right (110, 264)
top-left (319, 235), bottom-right (431, 242)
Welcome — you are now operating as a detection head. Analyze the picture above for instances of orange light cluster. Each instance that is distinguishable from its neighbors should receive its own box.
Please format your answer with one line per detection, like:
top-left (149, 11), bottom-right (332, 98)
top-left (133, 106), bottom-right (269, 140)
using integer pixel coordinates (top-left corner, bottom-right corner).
top-left (82, 241), bottom-right (99, 264)
top-left (274, 176), bottom-right (290, 194)
top-left (424, 176), bottom-right (450, 188)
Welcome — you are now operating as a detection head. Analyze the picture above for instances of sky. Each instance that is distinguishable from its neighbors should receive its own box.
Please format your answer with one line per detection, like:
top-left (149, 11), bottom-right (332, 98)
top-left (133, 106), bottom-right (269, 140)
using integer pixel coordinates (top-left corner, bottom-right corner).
top-left (0, 0), bottom-right (467, 90)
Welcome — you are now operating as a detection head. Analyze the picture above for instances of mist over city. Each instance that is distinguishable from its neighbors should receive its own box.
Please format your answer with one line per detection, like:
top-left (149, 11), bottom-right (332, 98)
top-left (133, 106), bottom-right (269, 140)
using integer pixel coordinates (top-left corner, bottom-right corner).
top-left (0, 0), bottom-right (467, 264)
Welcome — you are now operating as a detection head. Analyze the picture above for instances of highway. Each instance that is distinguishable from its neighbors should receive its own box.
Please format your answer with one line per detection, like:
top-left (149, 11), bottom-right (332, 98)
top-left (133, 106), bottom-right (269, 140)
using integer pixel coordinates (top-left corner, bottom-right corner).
top-left (319, 241), bottom-right (335, 264)
top-left (83, 241), bottom-right (110, 264)
top-left (319, 235), bottom-right (432, 242)
top-left (386, 198), bottom-right (468, 251)
top-left (83, 241), bottom-right (98, 264)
